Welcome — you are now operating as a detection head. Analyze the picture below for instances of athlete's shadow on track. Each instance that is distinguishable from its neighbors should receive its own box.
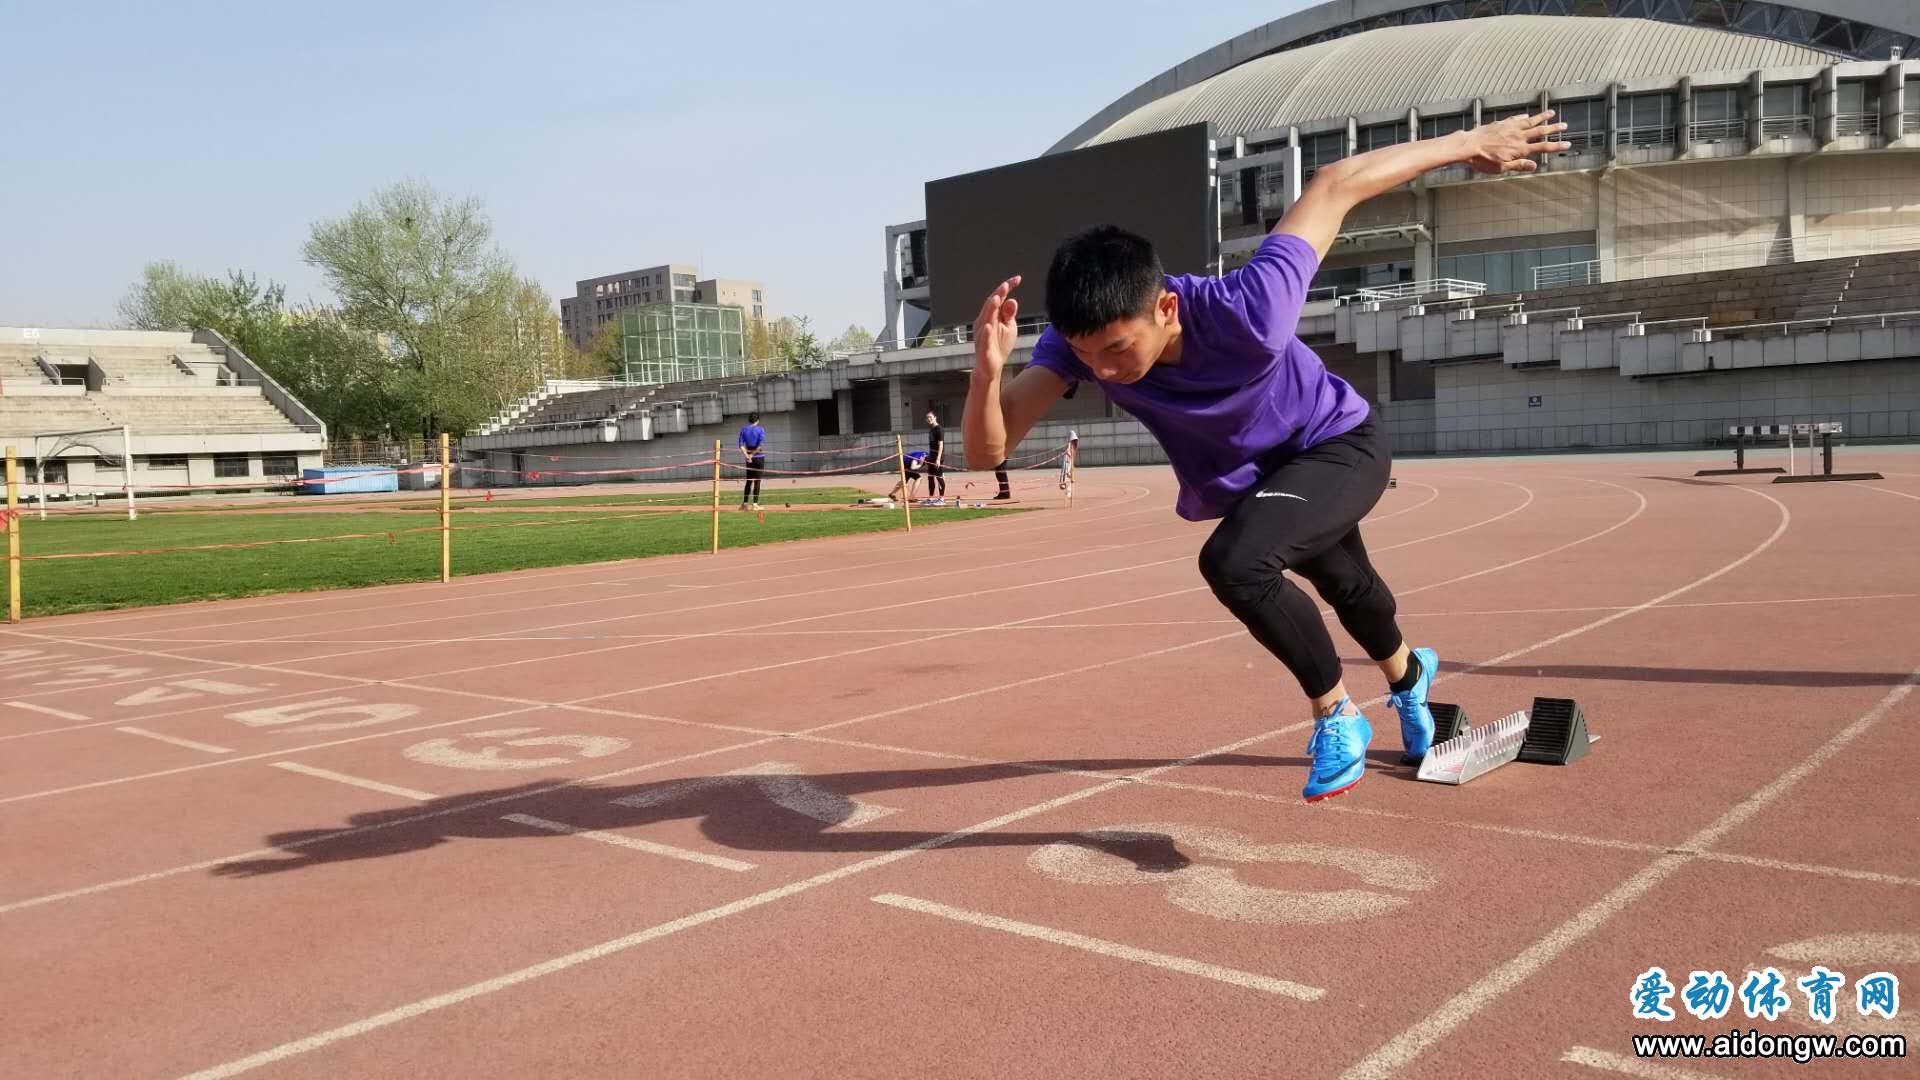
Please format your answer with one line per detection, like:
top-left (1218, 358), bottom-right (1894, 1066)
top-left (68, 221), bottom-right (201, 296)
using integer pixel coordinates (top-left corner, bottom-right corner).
top-left (210, 754), bottom-right (1407, 880)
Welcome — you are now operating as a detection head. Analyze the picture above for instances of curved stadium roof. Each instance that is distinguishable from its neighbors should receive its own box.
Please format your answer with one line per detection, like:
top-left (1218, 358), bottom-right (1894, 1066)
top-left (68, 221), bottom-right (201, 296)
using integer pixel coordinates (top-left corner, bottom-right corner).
top-left (1054, 1), bottom-right (1920, 152)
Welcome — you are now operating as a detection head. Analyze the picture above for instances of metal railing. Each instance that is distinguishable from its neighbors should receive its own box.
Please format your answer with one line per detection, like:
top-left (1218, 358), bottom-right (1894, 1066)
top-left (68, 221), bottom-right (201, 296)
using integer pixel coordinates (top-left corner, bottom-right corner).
top-left (1532, 262), bottom-right (1603, 289)
top-left (1869, 225), bottom-right (1920, 252)
top-left (1906, 112), bottom-right (1920, 135)
top-left (100, 378), bottom-right (268, 389)
top-left (1710, 307), bottom-right (1920, 339)
top-left (1614, 125), bottom-right (1676, 148)
top-left (1834, 112), bottom-right (1881, 137)
top-left (1348, 278), bottom-right (1488, 303)
top-left (867, 315), bottom-right (1051, 354)
top-left (1532, 234), bottom-right (1832, 290)
top-left (1688, 118), bottom-right (1745, 142)
top-left (1307, 285), bottom-right (1391, 304)
top-left (1558, 130), bottom-right (1608, 152)
top-left (1760, 115), bottom-right (1812, 139)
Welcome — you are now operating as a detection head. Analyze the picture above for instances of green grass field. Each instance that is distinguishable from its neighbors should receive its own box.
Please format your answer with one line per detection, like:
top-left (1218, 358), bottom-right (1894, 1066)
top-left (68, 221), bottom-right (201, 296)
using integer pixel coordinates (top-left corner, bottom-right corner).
top-left (15, 494), bottom-right (1019, 617)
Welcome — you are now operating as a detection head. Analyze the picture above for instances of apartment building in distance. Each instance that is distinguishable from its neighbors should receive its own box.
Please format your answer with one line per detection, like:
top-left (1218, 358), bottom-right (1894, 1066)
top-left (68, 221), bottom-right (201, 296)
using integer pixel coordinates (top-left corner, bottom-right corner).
top-left (559, 263), bottom-right (767, 349)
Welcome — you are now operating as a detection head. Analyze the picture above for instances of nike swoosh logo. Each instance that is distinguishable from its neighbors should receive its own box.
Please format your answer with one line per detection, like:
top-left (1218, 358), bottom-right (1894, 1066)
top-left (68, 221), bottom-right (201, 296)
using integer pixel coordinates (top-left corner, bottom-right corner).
top-left (1254, 491), bottom-right (1307, 501)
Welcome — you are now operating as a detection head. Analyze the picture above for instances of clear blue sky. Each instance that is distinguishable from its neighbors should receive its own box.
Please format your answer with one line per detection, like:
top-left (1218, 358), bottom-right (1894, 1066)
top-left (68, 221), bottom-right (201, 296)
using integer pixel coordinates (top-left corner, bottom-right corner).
top-left (0, 0), bottom-right (1307, 338)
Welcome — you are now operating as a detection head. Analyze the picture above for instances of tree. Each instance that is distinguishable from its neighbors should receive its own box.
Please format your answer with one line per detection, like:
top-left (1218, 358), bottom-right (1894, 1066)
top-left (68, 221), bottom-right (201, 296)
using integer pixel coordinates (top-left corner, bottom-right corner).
top-left (776, 315), bottom-right (827, 368)
top-left (745, 317), bottom-right (775, 364)
top-left (571, 318), bottom-right (625, 379)
top-left (445, 276), bottom-right (577, 425)
top-left (275, 309), bottom-right (418, 438)
top-left (117, 263), bottom-right (289, 364)
top-left (829, 324), bottom-right (874, 353)
top-left (115, 262), bottom-right (412, 438)
top-left (302, 180), bottom-right (514, 436)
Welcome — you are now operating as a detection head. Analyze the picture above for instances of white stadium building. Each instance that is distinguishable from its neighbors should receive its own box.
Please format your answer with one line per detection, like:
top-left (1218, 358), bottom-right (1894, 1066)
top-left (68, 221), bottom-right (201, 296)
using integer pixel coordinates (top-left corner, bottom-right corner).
top-left (1, 327), bottom-right (326, 502)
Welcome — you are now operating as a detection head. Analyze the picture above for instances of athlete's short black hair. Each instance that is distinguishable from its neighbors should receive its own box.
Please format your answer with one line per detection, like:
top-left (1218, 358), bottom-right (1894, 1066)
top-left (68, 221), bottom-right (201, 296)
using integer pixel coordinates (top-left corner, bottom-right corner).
top-left (1045, 225), bottom-right (1165, 338)
top-left (748, 412), bottom-right (760, 423)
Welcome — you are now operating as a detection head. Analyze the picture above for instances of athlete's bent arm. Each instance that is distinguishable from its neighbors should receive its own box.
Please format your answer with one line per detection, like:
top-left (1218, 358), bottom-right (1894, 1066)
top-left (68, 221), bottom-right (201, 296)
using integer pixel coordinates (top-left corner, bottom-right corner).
top-left (1275, 111), bottom-right (1572, 260)
top-left (964, 274), bottom-right (1068, 469)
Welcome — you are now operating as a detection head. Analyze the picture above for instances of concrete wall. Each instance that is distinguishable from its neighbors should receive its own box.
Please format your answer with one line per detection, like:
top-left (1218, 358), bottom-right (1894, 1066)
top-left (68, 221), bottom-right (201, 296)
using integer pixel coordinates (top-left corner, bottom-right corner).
top-left (25, 450), bottom-right (325, 502)
top-left (1804, 153), bottom-right (1920, 254)
top-left (1420, 355), bottom-right (1920, 452)
top-left (1615, 158), bottom-right (1791, 265)
top-left (1432, 172), bottom-right (1596, 246)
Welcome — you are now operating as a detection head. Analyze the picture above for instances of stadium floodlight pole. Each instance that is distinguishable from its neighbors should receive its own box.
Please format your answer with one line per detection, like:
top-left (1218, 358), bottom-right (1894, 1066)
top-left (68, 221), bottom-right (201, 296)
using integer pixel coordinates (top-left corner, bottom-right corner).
top-left (122, 425), bottom-right (136, 521)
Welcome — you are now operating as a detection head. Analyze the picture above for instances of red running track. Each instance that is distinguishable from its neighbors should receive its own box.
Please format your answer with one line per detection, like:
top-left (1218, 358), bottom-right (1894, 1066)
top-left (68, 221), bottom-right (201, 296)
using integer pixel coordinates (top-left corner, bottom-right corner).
top-left (3, 449), bottom-right (1917, 1079)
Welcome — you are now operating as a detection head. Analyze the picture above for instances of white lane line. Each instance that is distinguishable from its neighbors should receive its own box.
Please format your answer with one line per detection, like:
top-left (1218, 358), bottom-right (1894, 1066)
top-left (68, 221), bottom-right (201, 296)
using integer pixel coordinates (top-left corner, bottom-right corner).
top-left (172, 767), bottom-right (1219, 1080)
top-left (1337, 662), bottom-right (1920, 1080)
top-left (1563, 1045), bottom-right (1732, 1079)
top-left (270, 763), bottom-right (436, 803)
top-left (789, 731), bottom-right (1920, 889)
top-left (0, 848), bottom-right (283, 917)
top-left (0, 704), bottom-right (546, 806)
top-left (1688, 849), bottom-right (1920, 887)
top-left (114, 727), bottom-right (232, 755)
top-left (120, 477), bottom-right (1792, 1076)
top-left (499, 814), bottom-right (754, 872)
top-left (870, 893), bottom-right (1322, 1000)
top-left (0, 475), bottom-right (1590, 914)
top-left (9, 701), bottom-right (92, 722)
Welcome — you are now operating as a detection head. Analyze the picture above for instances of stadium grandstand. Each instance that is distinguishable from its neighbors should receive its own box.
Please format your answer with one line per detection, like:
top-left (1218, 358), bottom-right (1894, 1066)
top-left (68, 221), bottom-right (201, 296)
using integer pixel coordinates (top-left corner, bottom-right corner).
top-left (0, 326), bottom-right (325, 501)
top-left (470, 2), bottom-right (1920, 477)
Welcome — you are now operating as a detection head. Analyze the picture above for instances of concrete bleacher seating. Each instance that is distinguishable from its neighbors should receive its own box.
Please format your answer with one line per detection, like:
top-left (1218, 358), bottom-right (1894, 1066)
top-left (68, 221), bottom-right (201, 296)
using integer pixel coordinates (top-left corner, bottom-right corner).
top-left (512, 386), bottom-right (652, 429)
top-left (90, 394), bottom-right (297, 433)
top-left (0, 348), bottom-right (55, 386)
top-left (0, 397), bottom-right (112, 433)
top-left (1493, 249), bottom-right (1920, 332)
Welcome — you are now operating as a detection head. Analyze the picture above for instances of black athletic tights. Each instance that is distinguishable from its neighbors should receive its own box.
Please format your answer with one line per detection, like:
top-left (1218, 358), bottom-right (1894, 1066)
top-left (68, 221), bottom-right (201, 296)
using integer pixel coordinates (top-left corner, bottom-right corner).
top-left (1196, 416), bottom-right (1403, 701)
top-left (742, 456), bottom-right (765, 505)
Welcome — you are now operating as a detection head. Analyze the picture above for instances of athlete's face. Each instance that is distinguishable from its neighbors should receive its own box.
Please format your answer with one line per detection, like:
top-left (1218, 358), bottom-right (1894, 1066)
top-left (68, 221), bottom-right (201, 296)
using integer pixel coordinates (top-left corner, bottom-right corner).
top-left (1065, 291), bottom-right (1179, 384)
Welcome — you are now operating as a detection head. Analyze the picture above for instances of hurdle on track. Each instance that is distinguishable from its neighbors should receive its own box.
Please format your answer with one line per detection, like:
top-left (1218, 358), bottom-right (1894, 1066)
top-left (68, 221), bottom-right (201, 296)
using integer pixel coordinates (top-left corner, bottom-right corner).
top-left (1698, 422), bottom-right (1882, 483)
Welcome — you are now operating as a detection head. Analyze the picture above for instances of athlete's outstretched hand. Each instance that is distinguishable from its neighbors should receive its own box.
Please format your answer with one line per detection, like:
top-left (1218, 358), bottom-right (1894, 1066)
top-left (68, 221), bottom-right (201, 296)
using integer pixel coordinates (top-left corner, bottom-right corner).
top-left (973, 275), bottom-right (1022, 375)
top-left (1463, 110), bottom-right (1572, 175)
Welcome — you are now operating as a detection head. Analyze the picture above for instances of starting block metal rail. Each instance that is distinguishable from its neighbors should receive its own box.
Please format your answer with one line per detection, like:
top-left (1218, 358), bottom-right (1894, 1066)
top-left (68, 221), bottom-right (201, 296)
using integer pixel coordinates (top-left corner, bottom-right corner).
top-left (1416, 697), bottom-right (1597, 786)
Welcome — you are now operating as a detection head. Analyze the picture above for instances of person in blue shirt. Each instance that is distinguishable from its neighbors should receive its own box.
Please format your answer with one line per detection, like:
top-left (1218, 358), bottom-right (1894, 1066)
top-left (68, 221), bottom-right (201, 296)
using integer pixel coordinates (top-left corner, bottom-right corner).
top-left (738, 413), bottom-right (766, 511)
top-left (890, 450), bottom-right (928, 502)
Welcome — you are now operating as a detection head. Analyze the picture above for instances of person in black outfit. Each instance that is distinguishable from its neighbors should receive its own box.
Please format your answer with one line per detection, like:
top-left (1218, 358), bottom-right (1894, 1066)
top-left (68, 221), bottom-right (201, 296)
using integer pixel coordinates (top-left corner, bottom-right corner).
top-left (737, 411), bottom-right (766, 510)
top-left (924, 410), bottom-right (946, 499)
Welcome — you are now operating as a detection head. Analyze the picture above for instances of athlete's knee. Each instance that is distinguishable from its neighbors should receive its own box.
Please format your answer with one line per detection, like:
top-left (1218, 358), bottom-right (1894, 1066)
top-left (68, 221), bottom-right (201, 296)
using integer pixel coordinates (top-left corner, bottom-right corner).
top-left (1198, 531), bottom-right (1276, 596)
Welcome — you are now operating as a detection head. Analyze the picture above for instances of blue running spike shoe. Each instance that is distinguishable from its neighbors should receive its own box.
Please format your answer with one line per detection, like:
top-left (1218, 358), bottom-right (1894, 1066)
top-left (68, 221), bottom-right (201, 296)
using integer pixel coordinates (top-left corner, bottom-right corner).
top-left (1302, 700), bottom-right (1371, 802)
top-left (1389, 646), bottom-right (1439, 765)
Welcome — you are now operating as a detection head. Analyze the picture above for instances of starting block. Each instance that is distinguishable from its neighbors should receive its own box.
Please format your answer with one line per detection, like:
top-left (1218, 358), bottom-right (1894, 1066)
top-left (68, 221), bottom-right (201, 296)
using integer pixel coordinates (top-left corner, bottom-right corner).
top-left (1416, 697), bottom-right (1596, 785)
